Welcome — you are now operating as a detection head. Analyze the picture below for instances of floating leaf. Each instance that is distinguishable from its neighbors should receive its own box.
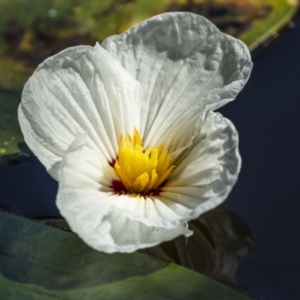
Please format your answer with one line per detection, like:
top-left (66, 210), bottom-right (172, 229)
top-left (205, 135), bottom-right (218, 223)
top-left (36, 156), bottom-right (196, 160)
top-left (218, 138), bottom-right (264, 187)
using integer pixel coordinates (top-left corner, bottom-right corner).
top-left (0, 212), bottom-right (250, 299)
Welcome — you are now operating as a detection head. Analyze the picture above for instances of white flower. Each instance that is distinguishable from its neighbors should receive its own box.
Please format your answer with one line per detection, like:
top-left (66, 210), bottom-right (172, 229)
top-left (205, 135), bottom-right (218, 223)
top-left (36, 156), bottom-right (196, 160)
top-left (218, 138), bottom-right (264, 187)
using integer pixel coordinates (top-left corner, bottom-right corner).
top-left (18, 12), bottom-right (252, 253)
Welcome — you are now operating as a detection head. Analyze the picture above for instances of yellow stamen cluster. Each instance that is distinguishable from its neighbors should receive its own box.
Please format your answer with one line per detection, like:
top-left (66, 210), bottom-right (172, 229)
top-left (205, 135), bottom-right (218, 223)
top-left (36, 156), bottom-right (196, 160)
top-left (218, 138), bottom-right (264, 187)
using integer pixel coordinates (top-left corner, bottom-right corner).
top-left (113, 129), bottom-right (175, 194)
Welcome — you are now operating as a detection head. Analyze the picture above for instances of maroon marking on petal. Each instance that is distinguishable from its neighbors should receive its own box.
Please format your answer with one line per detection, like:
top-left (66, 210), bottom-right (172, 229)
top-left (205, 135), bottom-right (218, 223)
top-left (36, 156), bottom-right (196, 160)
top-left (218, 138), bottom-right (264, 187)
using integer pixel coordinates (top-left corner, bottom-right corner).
top-left (109, 159), bottom-right (116, 167)
top-left (111, 180), bottom-right (127, 195)
top-left (150, 188), bottom-right (162, 197)
top-left (110, 180), bottom-right (166, 197)
top-left (150, 181), bottom-right (168, 197)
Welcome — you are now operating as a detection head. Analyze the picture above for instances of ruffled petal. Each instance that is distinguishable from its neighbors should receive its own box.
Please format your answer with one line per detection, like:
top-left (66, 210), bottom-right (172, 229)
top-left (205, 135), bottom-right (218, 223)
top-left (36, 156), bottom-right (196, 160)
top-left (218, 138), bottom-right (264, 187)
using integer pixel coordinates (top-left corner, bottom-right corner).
top-left (162, 111), bottom-right (241, 220)
top-left (19, 44), bottom-right (143, 179)
top-left (102, 12), bottom-right (252, 148)
top-left (56, 136), bottom-right (192, 253)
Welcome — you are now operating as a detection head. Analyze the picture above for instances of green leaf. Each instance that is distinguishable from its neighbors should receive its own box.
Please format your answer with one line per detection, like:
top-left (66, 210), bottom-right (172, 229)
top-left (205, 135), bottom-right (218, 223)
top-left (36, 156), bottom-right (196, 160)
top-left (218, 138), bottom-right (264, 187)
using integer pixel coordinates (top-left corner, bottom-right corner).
top-left (0, 212), bottom-right (250, 299)
top-left (0, 90), bottom-right (23, 157)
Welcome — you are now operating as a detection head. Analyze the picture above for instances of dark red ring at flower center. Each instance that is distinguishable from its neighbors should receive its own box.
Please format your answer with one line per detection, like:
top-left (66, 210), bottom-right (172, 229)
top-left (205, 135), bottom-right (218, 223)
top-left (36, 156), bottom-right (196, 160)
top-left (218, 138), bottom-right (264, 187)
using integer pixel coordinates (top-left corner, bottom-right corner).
top-left (110, 180), bottom-right (162, 197)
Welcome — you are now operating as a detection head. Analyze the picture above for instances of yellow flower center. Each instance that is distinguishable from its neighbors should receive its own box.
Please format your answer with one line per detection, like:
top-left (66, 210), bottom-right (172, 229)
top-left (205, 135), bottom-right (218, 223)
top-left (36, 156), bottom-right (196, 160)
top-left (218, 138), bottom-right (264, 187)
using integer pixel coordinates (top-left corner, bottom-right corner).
top-left (112, 129), bottom-right (175, 195)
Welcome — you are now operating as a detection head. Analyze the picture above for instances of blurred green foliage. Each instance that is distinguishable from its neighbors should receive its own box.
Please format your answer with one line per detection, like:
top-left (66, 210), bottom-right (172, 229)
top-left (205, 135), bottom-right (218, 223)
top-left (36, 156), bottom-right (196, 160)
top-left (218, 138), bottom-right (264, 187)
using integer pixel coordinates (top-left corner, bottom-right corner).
top-left (0, 0), bottom-right (298, 159)
top-left (239, 0), bottom-right (298, 49)
top-left (0, 91), bottom-right (22, 159)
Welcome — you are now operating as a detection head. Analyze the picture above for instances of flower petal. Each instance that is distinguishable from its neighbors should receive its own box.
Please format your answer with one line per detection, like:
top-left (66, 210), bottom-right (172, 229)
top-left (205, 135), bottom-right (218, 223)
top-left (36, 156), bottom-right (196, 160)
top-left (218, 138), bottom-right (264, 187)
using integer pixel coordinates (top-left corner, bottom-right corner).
top-left (163, 111), bottom-right (241, 219)
top-left (19, 44), bottom-right (143, 179)
top-left (111, 193), bottom-right (192, 229)
top-left (56, 136), bottom-right (192, 253)
top-left (102, 12), bottom-right (252, 148)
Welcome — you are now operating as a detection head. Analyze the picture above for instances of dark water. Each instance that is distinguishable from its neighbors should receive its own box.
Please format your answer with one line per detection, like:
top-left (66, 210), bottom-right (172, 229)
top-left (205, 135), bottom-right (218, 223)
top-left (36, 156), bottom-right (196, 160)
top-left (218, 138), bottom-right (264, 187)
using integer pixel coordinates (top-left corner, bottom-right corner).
top-left (219, 15), bottom-right (300, 300)
top-left (1, 15), bottom-right (300, 300)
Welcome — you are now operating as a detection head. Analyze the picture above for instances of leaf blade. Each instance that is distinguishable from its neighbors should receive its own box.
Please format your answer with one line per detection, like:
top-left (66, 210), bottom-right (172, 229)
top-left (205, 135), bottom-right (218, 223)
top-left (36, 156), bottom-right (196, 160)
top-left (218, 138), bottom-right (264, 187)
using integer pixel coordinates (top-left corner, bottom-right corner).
top-left (0, 212), bottom-right (250, 299)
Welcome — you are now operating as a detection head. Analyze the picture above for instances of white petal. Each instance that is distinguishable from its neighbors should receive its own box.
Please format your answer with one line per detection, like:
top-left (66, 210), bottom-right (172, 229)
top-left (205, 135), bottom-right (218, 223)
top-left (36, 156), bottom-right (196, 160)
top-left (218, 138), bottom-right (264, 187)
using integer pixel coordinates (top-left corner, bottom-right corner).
top-left (19, 44), bottom-right (143, 179)
top-left (111, 194), bottom-right (191, 228)
top-left (57, 134), bottom-right (117, 190)
top-left (56, 136), bottom-right (192, 253)
top-left (102, 12), bottom-right (252, 148)
top-left (163, 111), bottom-right (241, 219)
